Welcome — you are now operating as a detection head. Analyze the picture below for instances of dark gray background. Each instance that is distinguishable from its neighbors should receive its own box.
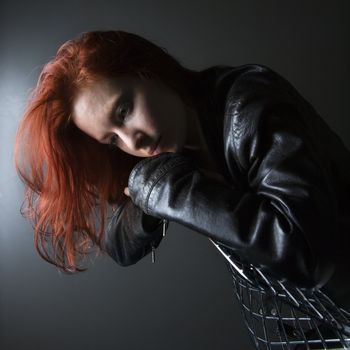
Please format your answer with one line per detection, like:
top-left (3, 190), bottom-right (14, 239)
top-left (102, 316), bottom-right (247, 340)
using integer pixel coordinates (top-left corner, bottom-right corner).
top-left (1, 1), bottom-right (349, 349)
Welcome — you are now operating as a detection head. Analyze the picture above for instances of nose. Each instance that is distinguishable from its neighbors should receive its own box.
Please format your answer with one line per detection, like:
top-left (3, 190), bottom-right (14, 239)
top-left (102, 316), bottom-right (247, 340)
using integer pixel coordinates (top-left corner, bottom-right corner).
top-left (117, 129), bottom-right (153, 154)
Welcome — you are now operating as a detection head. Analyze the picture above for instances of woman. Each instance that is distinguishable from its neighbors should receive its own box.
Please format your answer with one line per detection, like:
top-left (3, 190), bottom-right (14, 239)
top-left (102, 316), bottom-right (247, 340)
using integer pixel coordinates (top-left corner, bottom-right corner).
top-left (14, 30), bottom-right (350, 311)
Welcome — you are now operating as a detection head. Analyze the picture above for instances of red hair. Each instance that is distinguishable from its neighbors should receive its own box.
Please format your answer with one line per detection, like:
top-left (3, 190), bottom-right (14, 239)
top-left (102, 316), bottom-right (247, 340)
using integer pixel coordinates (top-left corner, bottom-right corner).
top-left (13, 30), bottom-right (200, 273)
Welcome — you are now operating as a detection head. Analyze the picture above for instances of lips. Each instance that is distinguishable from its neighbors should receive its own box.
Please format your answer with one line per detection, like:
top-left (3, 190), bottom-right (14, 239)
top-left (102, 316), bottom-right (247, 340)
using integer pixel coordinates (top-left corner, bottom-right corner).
top-left (151, 135), bottom-right (162, 155)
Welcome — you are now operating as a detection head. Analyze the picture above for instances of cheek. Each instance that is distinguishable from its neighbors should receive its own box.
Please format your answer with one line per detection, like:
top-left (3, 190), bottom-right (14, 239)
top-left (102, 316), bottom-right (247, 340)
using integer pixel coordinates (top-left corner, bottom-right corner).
top-left (145, 113), bottom-right (160, 130)
top-left (136, 102), bottom-right (159, 131)
top-left (142, 93), bottom-right (186, 134)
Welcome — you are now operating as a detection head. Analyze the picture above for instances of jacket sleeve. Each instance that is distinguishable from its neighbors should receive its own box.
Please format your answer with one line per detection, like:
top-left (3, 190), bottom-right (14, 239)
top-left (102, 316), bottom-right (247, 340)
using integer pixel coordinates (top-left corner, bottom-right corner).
top-left (103, 196), bottom-right (166, 266)
top-left (127, 74), bottom-right (337, 288)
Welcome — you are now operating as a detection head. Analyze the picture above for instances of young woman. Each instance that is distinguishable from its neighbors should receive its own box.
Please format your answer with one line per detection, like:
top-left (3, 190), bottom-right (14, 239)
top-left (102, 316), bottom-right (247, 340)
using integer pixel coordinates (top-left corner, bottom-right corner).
top-left (14, 30), bottom-right (350, 311)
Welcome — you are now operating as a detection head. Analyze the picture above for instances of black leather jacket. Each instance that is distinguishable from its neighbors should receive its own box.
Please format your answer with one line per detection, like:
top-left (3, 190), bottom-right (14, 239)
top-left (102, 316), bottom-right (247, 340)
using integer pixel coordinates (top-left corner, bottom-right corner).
top-left (103, 64), bottom-right (350, 309)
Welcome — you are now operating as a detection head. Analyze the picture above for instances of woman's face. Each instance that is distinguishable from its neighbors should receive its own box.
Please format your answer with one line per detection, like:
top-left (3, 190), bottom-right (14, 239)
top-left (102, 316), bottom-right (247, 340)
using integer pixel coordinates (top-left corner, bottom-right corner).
top-left (72, 74), bottom-right (196, 158)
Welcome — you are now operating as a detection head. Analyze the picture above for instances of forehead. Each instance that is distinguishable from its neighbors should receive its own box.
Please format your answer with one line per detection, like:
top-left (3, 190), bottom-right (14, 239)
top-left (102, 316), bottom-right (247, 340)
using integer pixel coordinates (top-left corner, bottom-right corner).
top-left (73, 75), bottom-right (130, 113)
top-left (72, 75), bottom-right (134, 133)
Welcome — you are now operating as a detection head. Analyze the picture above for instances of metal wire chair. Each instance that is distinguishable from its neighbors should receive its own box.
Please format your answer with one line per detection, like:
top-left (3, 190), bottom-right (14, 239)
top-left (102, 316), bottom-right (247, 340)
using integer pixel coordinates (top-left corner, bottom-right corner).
top-left (209, 238), bottom-right (350, 350)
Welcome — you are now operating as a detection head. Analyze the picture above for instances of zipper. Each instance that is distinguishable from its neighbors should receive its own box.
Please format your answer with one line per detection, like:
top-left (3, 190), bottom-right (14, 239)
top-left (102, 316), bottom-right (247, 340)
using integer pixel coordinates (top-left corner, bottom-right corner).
top-left (151, 219), bottom-right (168, 263)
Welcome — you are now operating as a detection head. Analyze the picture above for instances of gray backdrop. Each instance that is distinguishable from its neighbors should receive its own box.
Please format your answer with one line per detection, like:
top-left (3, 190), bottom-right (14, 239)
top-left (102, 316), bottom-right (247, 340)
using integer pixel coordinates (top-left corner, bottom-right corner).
top-left (1, 1), bottom-right (349, 349)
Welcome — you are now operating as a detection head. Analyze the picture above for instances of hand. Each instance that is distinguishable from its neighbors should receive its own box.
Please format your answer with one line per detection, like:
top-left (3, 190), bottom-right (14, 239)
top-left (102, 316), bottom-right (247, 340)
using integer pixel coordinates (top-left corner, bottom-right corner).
top-left (124, 187), bottom-right (130, 197)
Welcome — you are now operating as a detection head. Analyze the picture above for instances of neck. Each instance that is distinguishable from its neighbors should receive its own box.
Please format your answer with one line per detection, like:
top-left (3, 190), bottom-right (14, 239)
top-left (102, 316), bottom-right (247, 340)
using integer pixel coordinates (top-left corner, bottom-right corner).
top-left (183, 105), bottom-right (207, 152)
top-left (181, 105), bottom-right (219, 173)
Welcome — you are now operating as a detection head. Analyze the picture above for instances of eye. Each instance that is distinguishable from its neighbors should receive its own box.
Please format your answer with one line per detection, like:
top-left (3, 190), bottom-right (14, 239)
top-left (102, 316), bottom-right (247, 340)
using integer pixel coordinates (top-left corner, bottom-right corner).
top-left (108, 133), bottom-right (118, 150)
top-left (117, 101), bottom-right (132, 121)
top-left (108, 100), bottom-right (133, 150)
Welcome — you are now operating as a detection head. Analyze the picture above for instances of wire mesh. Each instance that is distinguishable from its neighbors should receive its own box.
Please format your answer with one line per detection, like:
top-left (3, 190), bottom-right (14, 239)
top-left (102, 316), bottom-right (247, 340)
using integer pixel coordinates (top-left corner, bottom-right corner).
top-left (209, 238), bottom-right (350, 350)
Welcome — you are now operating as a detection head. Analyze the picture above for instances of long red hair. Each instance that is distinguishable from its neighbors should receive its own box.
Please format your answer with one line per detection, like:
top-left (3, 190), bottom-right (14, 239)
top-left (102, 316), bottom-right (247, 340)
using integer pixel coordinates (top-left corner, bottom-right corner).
top-left (13, 30), bottom-right (200, 273)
